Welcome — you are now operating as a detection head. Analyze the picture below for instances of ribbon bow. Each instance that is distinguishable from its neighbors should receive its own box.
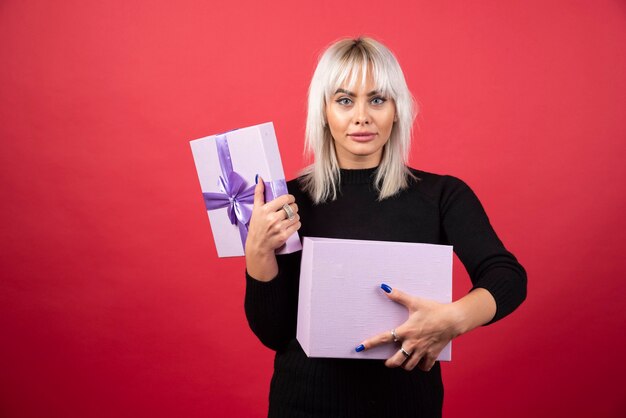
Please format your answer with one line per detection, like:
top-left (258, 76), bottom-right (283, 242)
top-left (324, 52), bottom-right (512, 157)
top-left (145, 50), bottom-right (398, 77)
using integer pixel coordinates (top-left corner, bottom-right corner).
top-left (202, 134), bottom-right (257, 246)
top-left (201, 133), bottom-right (289, 250)
top-left (203, 170), bottom-right (255, 230)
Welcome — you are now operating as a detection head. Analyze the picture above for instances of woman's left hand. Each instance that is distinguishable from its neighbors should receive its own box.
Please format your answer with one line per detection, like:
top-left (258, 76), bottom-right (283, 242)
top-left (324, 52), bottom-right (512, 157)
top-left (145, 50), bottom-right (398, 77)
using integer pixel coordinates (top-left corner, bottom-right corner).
top-left (357, 284), bottom-right (462, 372)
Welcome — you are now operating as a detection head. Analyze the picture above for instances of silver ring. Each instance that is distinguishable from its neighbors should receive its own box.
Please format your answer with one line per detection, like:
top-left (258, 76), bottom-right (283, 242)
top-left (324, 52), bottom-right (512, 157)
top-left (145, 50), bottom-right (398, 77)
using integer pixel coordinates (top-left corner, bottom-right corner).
top-left (391, 329), bottom-right (400, 342)
top-left (282, 204), bottom-right (295, 221)
top-left (400, 347), bottom-right (413, 358)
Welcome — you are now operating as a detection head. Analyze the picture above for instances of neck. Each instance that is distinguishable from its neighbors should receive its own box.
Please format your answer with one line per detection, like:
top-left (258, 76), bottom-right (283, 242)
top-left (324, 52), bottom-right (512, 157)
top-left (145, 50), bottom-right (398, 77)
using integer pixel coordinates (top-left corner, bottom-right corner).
top-left (337, 156), bottom-right (382, 170)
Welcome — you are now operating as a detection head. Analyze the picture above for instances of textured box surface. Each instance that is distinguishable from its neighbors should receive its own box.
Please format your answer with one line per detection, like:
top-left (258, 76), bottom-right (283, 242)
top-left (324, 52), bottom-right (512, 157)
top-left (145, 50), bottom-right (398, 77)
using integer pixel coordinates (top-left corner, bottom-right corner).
top-left (297, 237), bottom-right (452, 360)
top-left (190, 122), bottom-right (301, 257)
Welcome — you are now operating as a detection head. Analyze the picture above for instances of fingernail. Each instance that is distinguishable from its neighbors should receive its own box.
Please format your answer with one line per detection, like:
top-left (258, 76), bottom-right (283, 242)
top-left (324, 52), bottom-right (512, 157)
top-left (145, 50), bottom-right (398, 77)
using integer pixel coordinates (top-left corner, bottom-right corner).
top-left (380, 283), bottom-right (392, 293)
top-left (355, 344), bottom-right (365, 352)
top-left (255, 174), bottom-right (258, 184)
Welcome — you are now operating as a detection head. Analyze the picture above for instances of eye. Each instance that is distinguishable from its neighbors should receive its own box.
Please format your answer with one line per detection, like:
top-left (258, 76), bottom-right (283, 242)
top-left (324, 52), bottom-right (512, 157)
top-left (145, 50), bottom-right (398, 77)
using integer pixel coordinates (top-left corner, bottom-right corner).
top-left (336, 97), bottom-right (353, 106)
top-left (371, 97), bottom-right (387, 105)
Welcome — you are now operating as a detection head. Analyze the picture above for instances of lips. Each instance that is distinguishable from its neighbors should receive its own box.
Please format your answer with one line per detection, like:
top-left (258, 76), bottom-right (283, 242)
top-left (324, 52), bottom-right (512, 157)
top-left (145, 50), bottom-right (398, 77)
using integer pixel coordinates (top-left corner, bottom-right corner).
top-left (348, 132), bottom-right (377, 142)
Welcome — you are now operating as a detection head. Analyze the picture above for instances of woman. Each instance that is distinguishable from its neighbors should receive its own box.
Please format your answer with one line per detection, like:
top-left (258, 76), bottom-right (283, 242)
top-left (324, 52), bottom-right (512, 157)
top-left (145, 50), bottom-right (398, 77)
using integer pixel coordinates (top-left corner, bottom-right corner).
top-left (244, 37), bottom-right (526, 418)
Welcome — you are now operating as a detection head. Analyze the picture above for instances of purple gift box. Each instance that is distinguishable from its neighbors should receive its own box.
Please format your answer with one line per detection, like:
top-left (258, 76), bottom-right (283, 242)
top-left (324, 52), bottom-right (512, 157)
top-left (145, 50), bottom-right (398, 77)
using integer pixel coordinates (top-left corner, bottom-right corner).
top-left (297, 237), bottom-right (452, 361)
top-left (190, 122), bottom-right (301, 258)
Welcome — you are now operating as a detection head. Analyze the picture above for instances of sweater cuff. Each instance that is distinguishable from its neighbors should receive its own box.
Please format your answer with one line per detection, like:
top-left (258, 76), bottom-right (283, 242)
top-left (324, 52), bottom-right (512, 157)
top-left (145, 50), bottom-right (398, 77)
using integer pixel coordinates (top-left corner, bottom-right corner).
top-left (472, 267), bottom-right (527, 324)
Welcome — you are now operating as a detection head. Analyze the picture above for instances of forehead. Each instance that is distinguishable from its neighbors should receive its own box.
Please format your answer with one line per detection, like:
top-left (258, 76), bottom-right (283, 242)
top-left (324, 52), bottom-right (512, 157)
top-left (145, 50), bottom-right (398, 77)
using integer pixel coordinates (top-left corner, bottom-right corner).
top-left (334, 74), bottom-right (377, 95)
top-left (328, 61), bottom-right (390, 97)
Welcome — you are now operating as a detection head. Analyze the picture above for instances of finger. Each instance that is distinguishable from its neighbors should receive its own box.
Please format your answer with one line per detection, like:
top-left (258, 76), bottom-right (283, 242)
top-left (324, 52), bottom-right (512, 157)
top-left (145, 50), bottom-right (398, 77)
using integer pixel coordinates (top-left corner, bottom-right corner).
top-left (402, 351), bottom-right (424, 371)
top-left (253, 175), bottom-right (266, 207)
top-left (384, 346), bottom-right (414, 369)
top-left (268, 205), bottom-right (298, 229)
top-left (273, 215), bottom-right (301, 238)
top-left (265, 193), bottom-right (296, 212)
top-left (281, 220), bottom-right (302, 240)
top-left (417, 356), bottom-right (437, 372)
top-left (357, 328), bottom-right (395, 352)
top-left (268, 219), bottom-right (301, 247)
top-left (279, 213), bottom-right (300, 226)
top-left (270, 210), bottom-right (300, 229)
top-left (380, 284), bottom-right (415, 309)
top-left (278, 203), bottom-right (299, 221)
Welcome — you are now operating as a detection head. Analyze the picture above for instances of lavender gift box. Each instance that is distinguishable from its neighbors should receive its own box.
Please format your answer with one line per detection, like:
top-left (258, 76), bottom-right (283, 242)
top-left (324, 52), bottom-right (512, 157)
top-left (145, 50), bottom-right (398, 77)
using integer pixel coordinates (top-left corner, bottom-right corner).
top-left (190, 122), bottom-right (301, 258)
top-left (297, 237), bottom-right (452, 361)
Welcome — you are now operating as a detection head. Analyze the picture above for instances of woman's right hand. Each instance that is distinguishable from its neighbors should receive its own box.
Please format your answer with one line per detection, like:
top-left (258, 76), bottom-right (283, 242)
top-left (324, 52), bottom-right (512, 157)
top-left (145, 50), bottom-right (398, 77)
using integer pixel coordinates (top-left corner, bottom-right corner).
top-left (244, 176), bottom-right (301, 279)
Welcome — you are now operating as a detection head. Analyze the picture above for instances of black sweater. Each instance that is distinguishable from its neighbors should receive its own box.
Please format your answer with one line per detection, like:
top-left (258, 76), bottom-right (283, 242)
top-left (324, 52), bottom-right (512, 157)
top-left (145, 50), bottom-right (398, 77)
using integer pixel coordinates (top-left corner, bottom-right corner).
top-left (245, 167), bottom-right (527, 418)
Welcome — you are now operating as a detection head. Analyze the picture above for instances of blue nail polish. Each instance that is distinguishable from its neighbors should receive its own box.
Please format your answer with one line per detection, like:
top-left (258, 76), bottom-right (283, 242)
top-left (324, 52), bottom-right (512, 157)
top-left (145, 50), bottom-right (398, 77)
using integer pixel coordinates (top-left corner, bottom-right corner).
top-left (355, 344), bottom-right (365, 352)
top-left (255, 174), bottom-right (258, 184)
top-left (380, 283), bottom-right (392, 293)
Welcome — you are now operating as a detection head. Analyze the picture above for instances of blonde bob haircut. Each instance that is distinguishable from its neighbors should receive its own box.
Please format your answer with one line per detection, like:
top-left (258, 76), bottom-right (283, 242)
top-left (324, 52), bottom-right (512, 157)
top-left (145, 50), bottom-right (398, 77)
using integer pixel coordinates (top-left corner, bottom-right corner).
top-left (299, 36), bottom-right (417, 203)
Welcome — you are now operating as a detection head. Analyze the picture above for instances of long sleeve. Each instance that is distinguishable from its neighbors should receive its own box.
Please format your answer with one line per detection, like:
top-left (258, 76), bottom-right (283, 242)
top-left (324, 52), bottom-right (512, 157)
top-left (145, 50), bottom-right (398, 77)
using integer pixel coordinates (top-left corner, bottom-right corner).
top-left (244, 250), bottom-right (302, 351)
top-left (245, 168), bottom-right (524, 417)
top-left (440, 176), bottom-right (527, 323)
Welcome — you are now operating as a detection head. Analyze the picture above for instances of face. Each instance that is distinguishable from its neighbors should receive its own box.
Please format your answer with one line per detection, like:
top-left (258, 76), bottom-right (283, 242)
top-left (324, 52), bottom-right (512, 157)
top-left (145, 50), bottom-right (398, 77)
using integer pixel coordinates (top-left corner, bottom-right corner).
top-left (325, 72), bottom-right (396, 169)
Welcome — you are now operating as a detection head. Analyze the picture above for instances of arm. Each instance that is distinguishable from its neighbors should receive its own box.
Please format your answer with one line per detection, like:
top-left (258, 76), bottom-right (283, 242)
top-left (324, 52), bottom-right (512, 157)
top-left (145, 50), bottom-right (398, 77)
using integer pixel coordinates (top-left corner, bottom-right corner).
top-left (440, 176), bottom-right (527, 323)
top-left (243, 177), bottom-right (302, 351)
top-left (358, 177), bottom-right (526, 370)
top-left (244, 252), bottom-right (302, 351)
top-left (245, 176), bottom-right (300, 281)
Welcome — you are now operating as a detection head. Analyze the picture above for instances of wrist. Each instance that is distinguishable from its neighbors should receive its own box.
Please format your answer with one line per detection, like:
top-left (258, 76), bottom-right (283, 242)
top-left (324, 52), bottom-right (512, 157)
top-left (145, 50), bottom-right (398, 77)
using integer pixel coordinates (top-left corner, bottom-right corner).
top-left (245, 239), bottom-right (274, 259)
top-left (245, 245), bottom-right (278, 282)
top-left (449, 288), bottom-right (497, 336)
top-left (448, 301), bottom-right (469, 337)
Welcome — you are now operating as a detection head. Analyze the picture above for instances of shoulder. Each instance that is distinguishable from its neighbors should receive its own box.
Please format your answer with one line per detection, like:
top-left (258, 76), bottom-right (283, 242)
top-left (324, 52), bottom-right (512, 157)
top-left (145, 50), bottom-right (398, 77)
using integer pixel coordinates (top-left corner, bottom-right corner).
top-left (407, 168), bottom-right (487, 219)
top-left (406, 167), bottom-right (473, 201)
top-left (286, 176), bottom-right (313, 204)
top-left (287, 176), bottom-right (305, 194)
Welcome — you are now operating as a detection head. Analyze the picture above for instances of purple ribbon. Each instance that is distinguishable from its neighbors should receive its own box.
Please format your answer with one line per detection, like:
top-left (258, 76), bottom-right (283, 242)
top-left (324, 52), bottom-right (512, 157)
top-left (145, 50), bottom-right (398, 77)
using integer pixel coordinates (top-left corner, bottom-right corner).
top-left (202, 133), bottom-right (287, 247)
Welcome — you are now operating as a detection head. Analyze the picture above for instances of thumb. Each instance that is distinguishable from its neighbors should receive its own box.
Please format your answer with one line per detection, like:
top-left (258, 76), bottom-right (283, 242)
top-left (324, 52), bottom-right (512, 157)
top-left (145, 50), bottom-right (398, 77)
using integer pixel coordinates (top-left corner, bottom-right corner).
top-left (380, 283), bottom-right (413, 308)
top-left (253, 174), bottom-right (266, 207)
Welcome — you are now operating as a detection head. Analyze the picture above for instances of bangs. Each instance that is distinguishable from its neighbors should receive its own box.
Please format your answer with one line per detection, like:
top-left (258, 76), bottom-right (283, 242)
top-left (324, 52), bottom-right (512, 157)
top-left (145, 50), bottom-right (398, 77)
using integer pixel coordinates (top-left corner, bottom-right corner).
top-left (324, 44), bottom-right (394, 101)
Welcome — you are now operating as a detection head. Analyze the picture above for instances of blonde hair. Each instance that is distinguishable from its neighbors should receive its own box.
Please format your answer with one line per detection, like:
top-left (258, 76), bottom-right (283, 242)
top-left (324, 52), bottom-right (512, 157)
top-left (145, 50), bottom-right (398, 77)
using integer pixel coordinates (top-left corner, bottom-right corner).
top-left (299, 36), bottom-right (417, 203)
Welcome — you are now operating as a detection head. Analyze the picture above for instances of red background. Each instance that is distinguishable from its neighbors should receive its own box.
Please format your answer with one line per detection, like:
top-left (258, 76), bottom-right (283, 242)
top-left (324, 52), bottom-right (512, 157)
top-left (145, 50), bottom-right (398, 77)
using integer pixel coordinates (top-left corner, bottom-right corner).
top-left (1, 1), bottom-right (625, 417)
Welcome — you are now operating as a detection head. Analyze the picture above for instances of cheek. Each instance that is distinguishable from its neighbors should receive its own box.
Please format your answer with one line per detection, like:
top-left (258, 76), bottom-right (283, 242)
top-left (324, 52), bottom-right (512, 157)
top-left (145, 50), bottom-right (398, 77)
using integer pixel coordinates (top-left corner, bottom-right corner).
top-left (326, 109), bottom-right (349, 132)
top-left (379, 112), bottom-right (396, 134)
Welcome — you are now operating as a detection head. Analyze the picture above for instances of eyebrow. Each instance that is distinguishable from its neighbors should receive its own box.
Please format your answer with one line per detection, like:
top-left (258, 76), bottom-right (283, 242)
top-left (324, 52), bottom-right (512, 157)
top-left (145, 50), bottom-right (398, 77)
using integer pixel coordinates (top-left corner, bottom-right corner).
top-left (334, 88), bottom-right (380, 97)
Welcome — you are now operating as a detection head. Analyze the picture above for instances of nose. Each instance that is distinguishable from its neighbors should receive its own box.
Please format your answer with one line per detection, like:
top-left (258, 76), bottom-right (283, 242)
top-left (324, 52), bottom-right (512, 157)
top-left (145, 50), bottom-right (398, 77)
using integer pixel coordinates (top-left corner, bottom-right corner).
top-left (353, 101), bottom-right (370, 125)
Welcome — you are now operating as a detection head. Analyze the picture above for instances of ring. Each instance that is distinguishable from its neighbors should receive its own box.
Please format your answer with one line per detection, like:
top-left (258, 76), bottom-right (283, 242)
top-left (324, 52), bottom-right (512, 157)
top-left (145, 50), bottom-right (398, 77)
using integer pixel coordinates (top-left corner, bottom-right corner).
top-left (282, 204), bottom-right (295, 221)
top-left (391, 329), bottom-right (400, 342)
top-left (400, 347), bottom-right (413, 359)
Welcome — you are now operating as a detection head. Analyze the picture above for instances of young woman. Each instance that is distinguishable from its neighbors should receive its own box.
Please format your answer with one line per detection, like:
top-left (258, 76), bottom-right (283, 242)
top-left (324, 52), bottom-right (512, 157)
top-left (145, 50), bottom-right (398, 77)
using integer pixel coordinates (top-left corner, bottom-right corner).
top-left (244, 37), bottom-right (527, 418)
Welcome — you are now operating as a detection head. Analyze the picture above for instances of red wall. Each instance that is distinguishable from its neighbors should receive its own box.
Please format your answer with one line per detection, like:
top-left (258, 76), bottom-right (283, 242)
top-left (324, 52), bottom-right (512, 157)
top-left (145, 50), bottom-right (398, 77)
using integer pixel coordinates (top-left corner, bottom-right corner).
top-left (1, 1), bottom-right (625, 417)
